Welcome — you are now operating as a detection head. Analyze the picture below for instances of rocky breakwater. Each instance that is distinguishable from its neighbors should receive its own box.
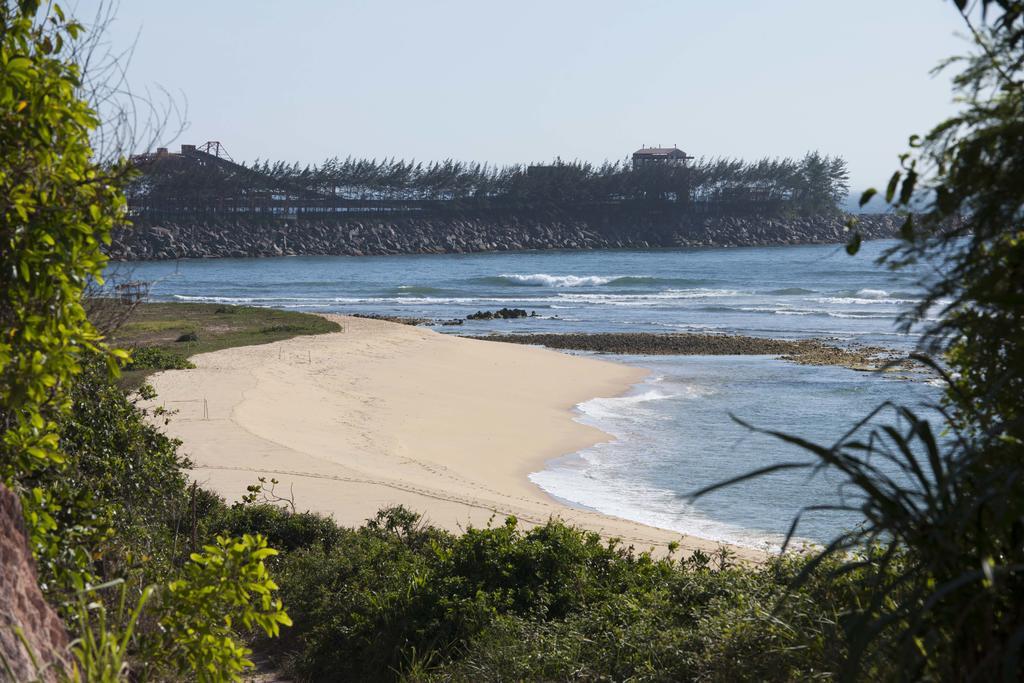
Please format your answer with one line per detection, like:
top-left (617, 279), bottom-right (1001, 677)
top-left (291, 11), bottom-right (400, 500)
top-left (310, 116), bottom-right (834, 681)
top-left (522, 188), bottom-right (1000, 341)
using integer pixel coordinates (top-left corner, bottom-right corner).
top-left (106, 213), bottom-right (903, 261)
top-left (108, 216), bottom-right (609, 260)
top-left (657, 213), bottom-right (901, 248)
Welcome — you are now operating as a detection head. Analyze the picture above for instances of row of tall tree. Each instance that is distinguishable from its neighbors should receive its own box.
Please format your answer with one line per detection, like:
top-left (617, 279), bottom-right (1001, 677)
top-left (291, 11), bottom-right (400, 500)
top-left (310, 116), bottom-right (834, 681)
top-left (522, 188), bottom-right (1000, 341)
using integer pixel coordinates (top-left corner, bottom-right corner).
top-left (129, 150), bottom-right (850, 216)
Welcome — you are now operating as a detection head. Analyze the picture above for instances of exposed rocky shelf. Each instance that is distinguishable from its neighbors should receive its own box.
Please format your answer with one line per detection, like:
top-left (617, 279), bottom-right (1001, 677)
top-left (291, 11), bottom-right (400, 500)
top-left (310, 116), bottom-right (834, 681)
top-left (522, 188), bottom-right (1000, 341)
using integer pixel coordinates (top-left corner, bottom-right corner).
top-left (106, 213), bottom-right (901, 260)
top-left (467, 332), bottom-right (920, 373)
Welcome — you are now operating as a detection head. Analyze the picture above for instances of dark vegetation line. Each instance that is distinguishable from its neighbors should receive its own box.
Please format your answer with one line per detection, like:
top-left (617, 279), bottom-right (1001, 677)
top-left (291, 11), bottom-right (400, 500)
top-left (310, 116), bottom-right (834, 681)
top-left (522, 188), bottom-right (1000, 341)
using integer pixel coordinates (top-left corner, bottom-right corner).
top-left (127, 147), bottom-right (850, 218)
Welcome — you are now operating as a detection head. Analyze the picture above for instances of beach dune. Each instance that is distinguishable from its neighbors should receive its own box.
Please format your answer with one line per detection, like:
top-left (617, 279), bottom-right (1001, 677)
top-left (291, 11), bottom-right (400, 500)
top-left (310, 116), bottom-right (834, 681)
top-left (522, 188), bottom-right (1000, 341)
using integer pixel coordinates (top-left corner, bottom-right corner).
top-left (147, 315), bottom-right (738, 555)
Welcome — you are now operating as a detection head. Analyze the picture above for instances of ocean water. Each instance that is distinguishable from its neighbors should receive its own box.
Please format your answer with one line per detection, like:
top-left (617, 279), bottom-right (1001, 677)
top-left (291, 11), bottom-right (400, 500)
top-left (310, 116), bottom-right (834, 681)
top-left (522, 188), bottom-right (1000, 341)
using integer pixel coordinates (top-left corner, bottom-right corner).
top-left (119, 239), bottom-right (944, 547)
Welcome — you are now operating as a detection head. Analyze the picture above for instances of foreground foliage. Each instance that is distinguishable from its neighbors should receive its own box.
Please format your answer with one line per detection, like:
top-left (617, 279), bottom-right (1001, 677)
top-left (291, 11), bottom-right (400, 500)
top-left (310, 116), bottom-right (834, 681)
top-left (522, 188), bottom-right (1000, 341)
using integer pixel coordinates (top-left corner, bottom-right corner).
top-left (0, 3), bottom-right (291, 679)
top-left (42, 357), bottom-right (289, 680)
top-left (0, 0), bottom-right (128, 592)
top-left (704, 1), bottom-right (1024, 679)
top-left (211, 504), bottom-right (876, 682)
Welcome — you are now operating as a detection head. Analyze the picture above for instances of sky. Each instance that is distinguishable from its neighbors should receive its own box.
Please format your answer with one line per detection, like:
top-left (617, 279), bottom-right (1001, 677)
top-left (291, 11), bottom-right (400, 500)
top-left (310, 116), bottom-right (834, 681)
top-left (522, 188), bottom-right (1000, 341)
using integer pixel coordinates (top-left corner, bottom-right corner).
top-left (74, 1), bottom-right (970, 192)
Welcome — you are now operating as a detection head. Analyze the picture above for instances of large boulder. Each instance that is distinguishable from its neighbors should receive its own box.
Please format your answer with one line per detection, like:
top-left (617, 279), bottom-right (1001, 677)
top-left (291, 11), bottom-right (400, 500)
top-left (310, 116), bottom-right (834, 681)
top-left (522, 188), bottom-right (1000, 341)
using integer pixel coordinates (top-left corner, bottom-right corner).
top-left (0, 485), bottom-right (69, 681)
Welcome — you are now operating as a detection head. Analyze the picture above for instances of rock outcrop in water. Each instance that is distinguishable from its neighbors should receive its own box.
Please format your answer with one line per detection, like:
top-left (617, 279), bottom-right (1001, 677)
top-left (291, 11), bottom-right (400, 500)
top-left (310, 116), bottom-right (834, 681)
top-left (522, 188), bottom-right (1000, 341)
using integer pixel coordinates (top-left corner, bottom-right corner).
top-left (467, 308), bottom-right (533, 320)
top-left (106, 213), bottom-right (901, 260)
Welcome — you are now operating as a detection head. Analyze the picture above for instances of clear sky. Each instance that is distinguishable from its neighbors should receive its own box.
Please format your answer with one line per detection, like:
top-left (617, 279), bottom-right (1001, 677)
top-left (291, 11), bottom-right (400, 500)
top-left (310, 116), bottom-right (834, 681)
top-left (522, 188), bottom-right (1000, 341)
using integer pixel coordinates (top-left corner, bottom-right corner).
top-left (76, 1), bottom-right (969, 191)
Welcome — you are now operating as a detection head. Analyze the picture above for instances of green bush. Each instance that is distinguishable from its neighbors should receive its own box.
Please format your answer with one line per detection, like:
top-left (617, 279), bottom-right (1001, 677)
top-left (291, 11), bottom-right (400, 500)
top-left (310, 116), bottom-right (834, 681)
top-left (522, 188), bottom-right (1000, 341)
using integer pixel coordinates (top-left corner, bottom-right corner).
top-left (261, 508), bottom-right (863, 682)
top-left (46, 360), bottom-right (192, 592)
top-left (124, 346), bottom-right (196, 371)
top-left (267, 508), bottom-right (443, 680)
top-left (214, 504), bottom-right (345, 554)
top-left (41, 356), bottom-right (298, 680)
top-left (150, 534), bottom-right (292, 682)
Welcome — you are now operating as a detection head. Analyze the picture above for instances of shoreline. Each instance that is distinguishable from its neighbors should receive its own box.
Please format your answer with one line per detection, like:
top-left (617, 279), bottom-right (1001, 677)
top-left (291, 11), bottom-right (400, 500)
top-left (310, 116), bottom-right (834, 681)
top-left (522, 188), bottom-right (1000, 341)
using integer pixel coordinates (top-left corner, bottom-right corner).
top-left (146, 315), bottom-right (762, 559)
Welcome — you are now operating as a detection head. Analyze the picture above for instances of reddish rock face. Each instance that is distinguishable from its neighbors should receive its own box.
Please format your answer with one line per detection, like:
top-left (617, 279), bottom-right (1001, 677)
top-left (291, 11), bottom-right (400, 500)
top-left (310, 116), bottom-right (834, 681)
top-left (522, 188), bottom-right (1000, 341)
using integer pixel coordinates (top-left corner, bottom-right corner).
top-left (0, 485), bottom-right (70, 682)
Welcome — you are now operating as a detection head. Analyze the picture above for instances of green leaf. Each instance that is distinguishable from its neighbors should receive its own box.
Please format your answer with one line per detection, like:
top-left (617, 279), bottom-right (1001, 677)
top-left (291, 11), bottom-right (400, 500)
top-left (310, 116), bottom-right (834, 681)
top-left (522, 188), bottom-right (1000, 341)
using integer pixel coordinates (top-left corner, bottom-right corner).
top-left (885, 171), bottom-right (901, 203)
top-left (6, 57), bottom-right (31, 74)
top-left (899, 216), bottom-right (915, 240)
top-left (899, 169), bottom-right (917, 205)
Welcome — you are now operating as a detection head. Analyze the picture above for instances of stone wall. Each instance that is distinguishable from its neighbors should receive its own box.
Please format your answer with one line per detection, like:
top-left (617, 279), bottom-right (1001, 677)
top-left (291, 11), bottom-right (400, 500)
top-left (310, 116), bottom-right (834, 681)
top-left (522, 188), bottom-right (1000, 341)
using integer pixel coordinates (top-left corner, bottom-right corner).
top-left (106, 212), bottom-right (902, 261)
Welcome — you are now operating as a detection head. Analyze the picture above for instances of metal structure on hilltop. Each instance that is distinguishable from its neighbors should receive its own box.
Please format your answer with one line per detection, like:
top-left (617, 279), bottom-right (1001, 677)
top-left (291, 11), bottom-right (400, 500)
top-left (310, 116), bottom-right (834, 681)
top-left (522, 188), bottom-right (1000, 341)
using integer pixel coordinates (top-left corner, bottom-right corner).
top-left (196, 141), bottom-right (234, 162)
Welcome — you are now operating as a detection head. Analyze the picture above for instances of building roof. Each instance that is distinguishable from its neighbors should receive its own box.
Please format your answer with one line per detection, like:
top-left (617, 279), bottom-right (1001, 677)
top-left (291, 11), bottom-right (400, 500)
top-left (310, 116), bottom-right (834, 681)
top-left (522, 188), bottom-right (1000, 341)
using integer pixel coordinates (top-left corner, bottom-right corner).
top-left (633, 146), bottom-right (689, 158)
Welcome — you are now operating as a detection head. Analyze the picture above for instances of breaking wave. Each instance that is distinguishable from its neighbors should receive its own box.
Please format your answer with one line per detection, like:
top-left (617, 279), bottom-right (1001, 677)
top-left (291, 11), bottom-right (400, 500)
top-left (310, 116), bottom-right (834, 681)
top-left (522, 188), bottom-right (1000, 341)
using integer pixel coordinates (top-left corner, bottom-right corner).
top-left (489, 273), bottom-right (616, 287)
top-left (817, 288), bottom-right (922, 305)
top-left (475, 273), bottom-right (710, 288)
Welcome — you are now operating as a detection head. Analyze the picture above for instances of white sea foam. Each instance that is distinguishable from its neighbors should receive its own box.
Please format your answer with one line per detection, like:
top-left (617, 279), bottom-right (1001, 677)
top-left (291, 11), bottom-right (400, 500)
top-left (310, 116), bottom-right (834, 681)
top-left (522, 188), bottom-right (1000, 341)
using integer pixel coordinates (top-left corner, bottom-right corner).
top-left (530, 465), bottom-right (788, 549)
top-left (816, 297), bottom-right (913, 305)
top-left (555, 289), bottom-right (743, 306)
top-left (530, 364), bottom-right (861, 550)
top-left (641, 321), bottom-right (727, 331)
top-left (772, 307), bottom-right (895, 319)
top-left (815, 288), bottom-right (921, 305)
top-left (527, 375), bottom-right (809, 550)
top-left (171, 288), bottom-right (747, 309)
top-left (827, 311), bottom-right (896, 319)
top-left (498, 273), bottom-right (617, 287)
top-left (735, 305), bottom-right (792, 313)
top-left (173, 293), bottom-right (545, 306)
top-left (665, 288), bottom-right (742, 298)
top-left (489, 273), bottom-right (703, 288)
top-left (577, 389), bottom-right (682, 421)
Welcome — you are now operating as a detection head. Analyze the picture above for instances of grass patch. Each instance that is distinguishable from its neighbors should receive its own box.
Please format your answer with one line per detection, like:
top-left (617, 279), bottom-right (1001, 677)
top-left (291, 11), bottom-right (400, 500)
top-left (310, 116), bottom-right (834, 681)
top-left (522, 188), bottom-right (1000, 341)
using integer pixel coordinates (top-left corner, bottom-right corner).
top-left (121, 319), bottom-right (193, 334)
top-left (111, 302), bottom-right (340, 388)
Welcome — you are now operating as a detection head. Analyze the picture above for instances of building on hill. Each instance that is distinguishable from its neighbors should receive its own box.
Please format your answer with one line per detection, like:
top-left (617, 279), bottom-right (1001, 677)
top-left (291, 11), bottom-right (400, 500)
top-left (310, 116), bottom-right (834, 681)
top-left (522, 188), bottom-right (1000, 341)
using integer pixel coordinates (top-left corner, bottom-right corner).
top-left (632, 146), bottom-right (692, 169)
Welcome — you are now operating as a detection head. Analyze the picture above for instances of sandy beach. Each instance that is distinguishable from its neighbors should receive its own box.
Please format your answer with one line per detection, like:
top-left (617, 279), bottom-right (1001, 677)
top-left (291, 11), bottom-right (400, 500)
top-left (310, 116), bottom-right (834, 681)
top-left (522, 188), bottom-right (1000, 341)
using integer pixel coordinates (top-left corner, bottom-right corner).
top-left (147, 315), bottom-right (753, 557)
